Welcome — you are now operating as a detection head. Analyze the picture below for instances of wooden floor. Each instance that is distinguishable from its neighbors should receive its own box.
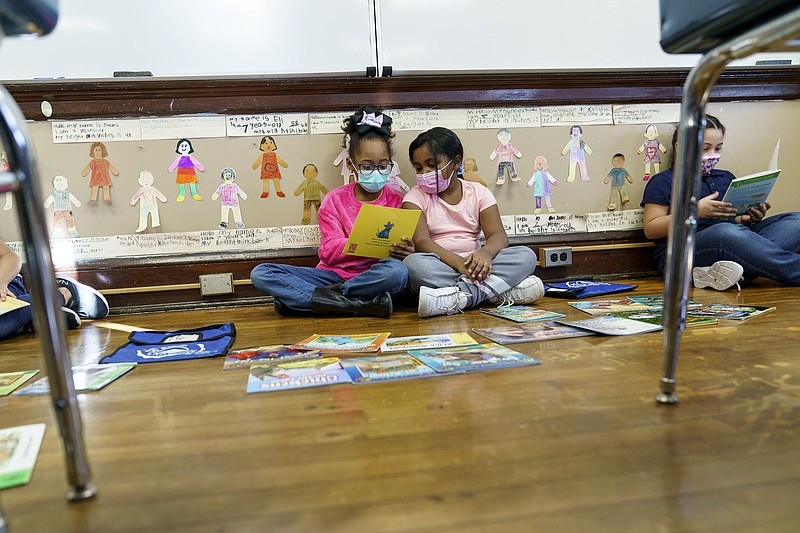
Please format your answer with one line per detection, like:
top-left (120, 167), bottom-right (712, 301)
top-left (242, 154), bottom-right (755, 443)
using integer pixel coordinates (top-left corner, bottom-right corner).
top-left (2, 277), bottom-right (799, 532)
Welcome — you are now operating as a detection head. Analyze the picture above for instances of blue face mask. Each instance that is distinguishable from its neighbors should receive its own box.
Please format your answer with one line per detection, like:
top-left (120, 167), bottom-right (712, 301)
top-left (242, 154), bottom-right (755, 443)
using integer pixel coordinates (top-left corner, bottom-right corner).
top-left (357, 170), bottom-right (391, 193)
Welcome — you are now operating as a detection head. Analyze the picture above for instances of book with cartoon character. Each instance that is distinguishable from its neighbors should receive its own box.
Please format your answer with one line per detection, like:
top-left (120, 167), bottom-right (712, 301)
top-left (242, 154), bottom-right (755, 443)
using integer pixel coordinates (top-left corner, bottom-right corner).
top-left (721, 169), bottom-right (780, 216)
top-left (13, 363), bottom-right (136, 395)
top-left (408, 343), bottom-right (540, 374)
top-left (245, 357), bottom-right (351, 393)
top-left (343, 203), bottom-right (420, 259)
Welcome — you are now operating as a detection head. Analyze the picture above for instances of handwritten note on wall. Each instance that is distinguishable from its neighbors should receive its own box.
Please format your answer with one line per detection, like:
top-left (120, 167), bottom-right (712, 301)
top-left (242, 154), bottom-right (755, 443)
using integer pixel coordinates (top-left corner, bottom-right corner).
top-left (309, 112), bottom-right (351, 135)
top-left (226, 113), bottom-right (309, 136)
top-left (140, 116), bottom-right (227, 140)
top-left (500, 215), bottom-right (516, 235)
top-left (52, 120), bottom-right (142, 144)
top-left (281, 225), bottom-right (321, 247)
top-left (198, 228), bottom-right (283, 251)
top-left (388, 109), bottom-right (468, 131)
top-left (540, 105), bottom-right (613, 126)
top-left (515, 213), bottom-right (587, 235)
top-left (612, 104), bottom-right (680, 125)
top-left (467, 107), bottom-right (541, 129)
top-left (586, 209), bottom-right (644, 232)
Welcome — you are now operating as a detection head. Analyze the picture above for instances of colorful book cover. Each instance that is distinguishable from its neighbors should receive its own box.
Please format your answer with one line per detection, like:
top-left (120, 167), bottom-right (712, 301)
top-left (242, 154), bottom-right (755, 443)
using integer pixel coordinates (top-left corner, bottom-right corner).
top-left (0, 370), bottom-right (39, 396)
top-left (627, 294), bottom-right (702, 309)
top-left (479, 306), bottom-right (566, 323)
top-left (223, 345), bottom-right (322, 370)
top-left (380, 333), bottom-right (478, 353)
top-left (688, 304), bottom-right (776, 321)
top-left (290, 333), bottom-right (391, 353)
top-left (721, 168), bottom-right (780, 215)
top-left (568, 298), bottom-right (652, 316)
top-left (13, 363), bottom-right (136, 395)
top-left (556, 316), bottom-right (663, 335)
top-left (245, 357), bottom-right (351, 393)
top-left (341, 354), bottom-right (438, 383)
top-left (0, 423), bottom-right (46, 490)
top-left (472, 321), bottom-right (595, 344)
top-left (0, 296), bottom-right (30, 316)
top-left (408, 343), bottom-right (541, 373)
top-left (544, 280), bottom-right (637, 299)
top-left (342, 204), bottom-right (421, 259)
top-left (612, 310), bottom-right (718, 328)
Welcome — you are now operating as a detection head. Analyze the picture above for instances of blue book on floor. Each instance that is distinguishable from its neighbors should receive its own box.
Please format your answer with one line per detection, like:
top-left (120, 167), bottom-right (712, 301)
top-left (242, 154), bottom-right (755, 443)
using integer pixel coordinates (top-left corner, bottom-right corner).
top-left (544, 280), bottom-right (637, 299)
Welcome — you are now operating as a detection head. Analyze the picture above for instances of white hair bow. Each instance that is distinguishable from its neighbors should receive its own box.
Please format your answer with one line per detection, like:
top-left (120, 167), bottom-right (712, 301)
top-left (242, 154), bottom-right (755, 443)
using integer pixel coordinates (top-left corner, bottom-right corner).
top-left (358, 112), bottom-right (384, 128)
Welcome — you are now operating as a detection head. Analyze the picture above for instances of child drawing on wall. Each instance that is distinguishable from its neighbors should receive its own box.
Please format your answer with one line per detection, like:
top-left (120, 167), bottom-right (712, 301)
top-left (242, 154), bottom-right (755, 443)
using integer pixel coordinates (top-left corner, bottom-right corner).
top-left (561, 125), bottom-right (592, 182)
top-left (603, 153), bottom-right (633, 211)
top-left (388, 161), bottom-right (410, 193)
top-left (252, 135), bottom-right (288, 198)
top-left (81, 142), bottom-right (118, 206)
top-left (637, 123), bottom-right (667, 181)
top-left (294, 163), bottom-right (329, 225)
top-left (1, 151), bottom-right (11, 211)
top-left (43, 175), bottom-right (81, 238)
top-left (212, 167), bottom-right (247, 229)
top-left (489, 128), bottom-right (522, 185)
top-left (333, 134), bottom-right (356, 186)
top-left (526, 156), bottom-right (558, 214)
top-left (168, 138), bottom-right (204, 202)
top-left (462, 157), bottom-right (488, 187)
top-left (130, 170), bottom-right (167, 233)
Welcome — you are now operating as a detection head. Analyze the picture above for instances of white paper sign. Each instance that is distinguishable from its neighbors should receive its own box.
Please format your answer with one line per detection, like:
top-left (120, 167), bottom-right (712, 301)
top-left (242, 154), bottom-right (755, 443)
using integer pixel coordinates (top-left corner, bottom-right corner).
top-left (50, 236), bottom-right (118, 265)
top-left (515, 213), bottom-right (587, 235)
top-left (540, 105), bottom-right (613, 126)
top-left (198, 228), bottom-right (283, 251)
top-left (586, 209), bottom-right (644, 232)
top-left (310, 112), bottom-right (351, 135)
top-left (613, 104), bottom-right (681, 125)
top-left (52, 120), bottom-right (142, 143)
top-left (281, 225), bottom-right (321, 247)
top-left (501, 215), bottom-right (516, 235)
top-left (467, 107), bottom-right (541, 129)
top-left (388, 109), bottom-right (467, 131)
top-left (226, 113), bottom-right (308, 136)
top-left (116, 232), bottom-right (205, 255)
top-left (140, 116), bottom-right (227, 140)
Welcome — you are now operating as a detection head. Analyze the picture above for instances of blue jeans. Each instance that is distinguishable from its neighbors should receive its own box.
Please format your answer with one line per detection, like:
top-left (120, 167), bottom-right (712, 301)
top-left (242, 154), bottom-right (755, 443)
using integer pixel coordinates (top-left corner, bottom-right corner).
top-left (0, 276), bottom-right (34, 340)
top-left (250, 259), bottom-right (408, 312)
top-left (693, 212), bottom-right (800, 285)
top-left (497, 161), bottom-right (517, 179)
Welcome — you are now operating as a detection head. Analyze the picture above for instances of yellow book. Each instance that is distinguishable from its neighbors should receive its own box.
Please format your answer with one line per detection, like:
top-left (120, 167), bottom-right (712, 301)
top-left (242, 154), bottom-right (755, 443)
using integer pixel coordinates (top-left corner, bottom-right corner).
top-left (0, 297), bottom-right (30, 317)
top-left (343, 204), bottom-right (420, 259)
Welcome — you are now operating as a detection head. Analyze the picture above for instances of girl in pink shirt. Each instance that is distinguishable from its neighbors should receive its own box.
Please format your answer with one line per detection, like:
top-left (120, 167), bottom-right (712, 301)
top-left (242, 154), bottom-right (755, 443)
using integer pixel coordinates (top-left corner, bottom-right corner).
top-left (403, 128), bottom-right (542, 318)
top-left (250, 107), bottom-right (414, 318)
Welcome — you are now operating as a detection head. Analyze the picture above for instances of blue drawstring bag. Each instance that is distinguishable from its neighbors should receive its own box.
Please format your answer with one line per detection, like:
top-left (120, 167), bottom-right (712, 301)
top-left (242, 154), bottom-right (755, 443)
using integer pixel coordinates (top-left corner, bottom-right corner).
top-left (544, 281), bottom-right (637, 299)
top-left (100, 323), bottom-right (236, 364)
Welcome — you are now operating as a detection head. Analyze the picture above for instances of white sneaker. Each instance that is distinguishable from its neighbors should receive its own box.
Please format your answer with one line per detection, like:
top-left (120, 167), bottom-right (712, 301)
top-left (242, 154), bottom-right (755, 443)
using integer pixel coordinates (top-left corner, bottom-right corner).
top-left (488, 275), bottom-right (545, 305)
top-left (692, 261), bottom-right (744, 291)
top-left (495, 175), bottom-right (505, 186)
top-left (418, 286), bottom-right (471, 318)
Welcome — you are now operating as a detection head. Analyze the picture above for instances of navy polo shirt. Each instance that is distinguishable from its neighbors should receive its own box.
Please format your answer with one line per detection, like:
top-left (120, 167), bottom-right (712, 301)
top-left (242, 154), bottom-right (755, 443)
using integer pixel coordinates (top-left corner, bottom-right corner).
top-left (640, 167), bottom-right (736, 270)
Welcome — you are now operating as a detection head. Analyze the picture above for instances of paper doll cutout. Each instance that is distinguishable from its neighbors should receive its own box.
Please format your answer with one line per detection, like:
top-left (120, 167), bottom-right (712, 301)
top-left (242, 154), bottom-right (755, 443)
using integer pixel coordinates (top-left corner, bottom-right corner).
top-left (130, 170), bottom-right (167, 233)
top-left (212, 167), bottom-right (247, 229)
top-left (293, 163), bottom-right (329, 225)
top-left (333, 134), bottom-right (356, 186)
top-left (526, 156), bottom-right (558, 214)
top-left (603, 153), bottom-right (634, 211)
top-left (388, 161), bottom-right (410, 193)
top-left (462, 157), bottom-right (488, 187)
top-left (1, 151), bottom-right (11, 211)
top-left (253, 135), bottom-right (288, 198)
top-left (43, 175), bottom-right (80, 238)
top-left (636, 124), bottom-right (667, 181)
top-left (81, 142), bottom-right (118, 206)
top-left (168, 138), bottom-right (204, 202)
top-left (489, 128), bottom-right (522, 185)
top-left (561, 125), bottom-right (592, 182)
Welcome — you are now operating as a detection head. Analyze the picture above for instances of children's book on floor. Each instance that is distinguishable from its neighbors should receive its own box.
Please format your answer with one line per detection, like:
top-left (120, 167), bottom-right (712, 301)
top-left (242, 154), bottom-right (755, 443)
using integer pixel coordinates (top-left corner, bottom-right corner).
top-left (544, 280), bottom-right (637, 299)
top-left (612, 310), bottom-right (718, 328)
top-left (568, 298), bottom-right (652, 316)
top-left (626, 295), bottom-right (702, 309)
top-left (290, 333), bottom-right (391, 353)
top-left (721, 168), bottom-right (780, 215)
top-left (13, 363), bottom-right (136, 395)
top-left (0, 423), bottom-right (46, 490)
top-left (246, 357), bottom-right (351, 393)
top-left (408, 343), bottom-right (541, 373)
top-left (557, 316), bottom-right (663, 335)
top-left (479, 306), bottom-right (565, 323)
top-left (380, 333), bottom-right (478, 353)
top-left (0, 370), bottom-right (39, 396)
top-left (0, 297), bottom-right (30, 316)
top-left (341, 354), bottom-right (438, 383)
top-left (223, 345), bottom-right (322, 370)
top-left (688, 304), bottom-right (776, 321)
top-left (472, 321), bottom-right (595, 344)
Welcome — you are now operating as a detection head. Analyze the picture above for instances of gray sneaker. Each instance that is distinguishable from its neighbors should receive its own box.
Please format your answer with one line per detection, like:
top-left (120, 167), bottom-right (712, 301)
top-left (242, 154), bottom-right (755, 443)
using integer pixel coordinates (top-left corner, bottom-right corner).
top-left (692, 261), bottom-right (744, 291)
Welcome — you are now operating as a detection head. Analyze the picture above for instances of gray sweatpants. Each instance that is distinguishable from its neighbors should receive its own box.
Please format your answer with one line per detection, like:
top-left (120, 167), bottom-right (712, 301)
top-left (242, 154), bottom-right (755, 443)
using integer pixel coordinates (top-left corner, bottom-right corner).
top-left (403, 246), bottom-right (537, 306)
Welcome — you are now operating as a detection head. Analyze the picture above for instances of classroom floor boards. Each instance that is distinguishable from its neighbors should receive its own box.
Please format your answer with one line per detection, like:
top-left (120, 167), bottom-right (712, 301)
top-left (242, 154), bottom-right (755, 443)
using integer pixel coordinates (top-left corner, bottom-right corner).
top-left (1, 277), bottom-right (799, 532)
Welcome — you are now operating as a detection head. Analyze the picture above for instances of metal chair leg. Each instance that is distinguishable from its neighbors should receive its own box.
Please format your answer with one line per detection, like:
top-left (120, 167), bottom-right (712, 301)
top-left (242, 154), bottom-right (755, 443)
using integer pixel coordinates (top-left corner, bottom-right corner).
top-left (657, 7), bottom-right (800, 404)
top-left (0, 85), bottom-right (97, 500)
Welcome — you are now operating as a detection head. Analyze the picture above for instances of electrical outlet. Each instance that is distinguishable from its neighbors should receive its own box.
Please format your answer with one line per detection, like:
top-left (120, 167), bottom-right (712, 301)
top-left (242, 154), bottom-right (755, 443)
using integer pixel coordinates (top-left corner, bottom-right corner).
top-left (199, 273), bottom-right (234, 296)
top-left (540, 247), bottom-right (573, 267)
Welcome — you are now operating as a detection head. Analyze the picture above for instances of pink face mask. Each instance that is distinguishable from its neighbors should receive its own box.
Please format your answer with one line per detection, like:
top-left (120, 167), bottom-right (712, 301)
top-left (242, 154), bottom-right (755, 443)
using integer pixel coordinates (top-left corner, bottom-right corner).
top-left (701, 153), bottom-right (721, 175)
top-left (416, 158), bottom-right (454, 194)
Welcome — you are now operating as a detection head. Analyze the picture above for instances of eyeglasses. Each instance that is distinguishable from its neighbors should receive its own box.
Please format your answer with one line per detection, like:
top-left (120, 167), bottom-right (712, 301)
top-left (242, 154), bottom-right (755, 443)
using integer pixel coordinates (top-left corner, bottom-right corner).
top-left (356, 162), bottom-right (393, 175)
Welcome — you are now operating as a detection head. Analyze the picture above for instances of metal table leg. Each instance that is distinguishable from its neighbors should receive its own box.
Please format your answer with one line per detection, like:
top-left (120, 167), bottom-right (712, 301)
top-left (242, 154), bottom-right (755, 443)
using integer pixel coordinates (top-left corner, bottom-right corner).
top-left (657, 8), bottom-right (800, 404)
top-left (0, 85), bottom-right (96, 500)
